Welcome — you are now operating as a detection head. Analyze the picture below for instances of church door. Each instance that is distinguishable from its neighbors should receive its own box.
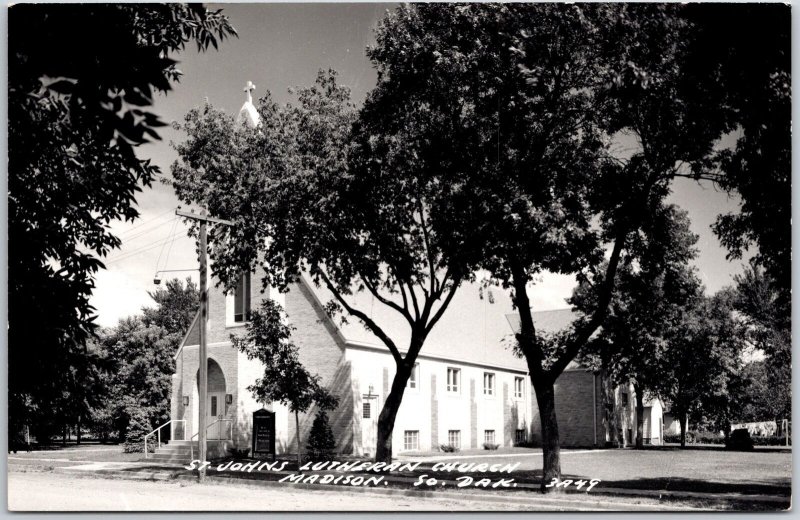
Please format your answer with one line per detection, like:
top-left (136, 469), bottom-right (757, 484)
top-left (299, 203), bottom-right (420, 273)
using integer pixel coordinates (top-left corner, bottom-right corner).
top-left (361, 395), bottom-right (379, 457)
top-left (207, 392), bottom-right (226, 440)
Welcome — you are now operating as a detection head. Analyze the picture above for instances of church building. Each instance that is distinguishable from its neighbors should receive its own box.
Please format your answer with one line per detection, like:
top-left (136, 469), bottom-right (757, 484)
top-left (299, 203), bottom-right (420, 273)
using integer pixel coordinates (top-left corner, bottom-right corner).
top-left (162, 84), bottom-right (664, 462)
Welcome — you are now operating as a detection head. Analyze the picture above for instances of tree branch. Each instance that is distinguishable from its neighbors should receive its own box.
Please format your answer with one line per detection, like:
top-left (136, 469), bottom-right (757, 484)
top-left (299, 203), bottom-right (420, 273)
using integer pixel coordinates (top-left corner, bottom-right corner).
top-left (317, 268), bottom-right (403, 366)
top-left (361, 273), bottom-right (414, 326)
top-left (509, 257), bottom-right (545, 380)
top-left (424, 275), bottom-right (461, 336)
top-left (548, 228), bottom-right (627, 379)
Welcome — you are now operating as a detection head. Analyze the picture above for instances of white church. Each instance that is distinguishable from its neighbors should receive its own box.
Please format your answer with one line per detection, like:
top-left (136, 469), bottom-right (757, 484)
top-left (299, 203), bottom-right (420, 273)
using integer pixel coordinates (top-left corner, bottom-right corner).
top-left (153, 84), bottom-right (665, 462)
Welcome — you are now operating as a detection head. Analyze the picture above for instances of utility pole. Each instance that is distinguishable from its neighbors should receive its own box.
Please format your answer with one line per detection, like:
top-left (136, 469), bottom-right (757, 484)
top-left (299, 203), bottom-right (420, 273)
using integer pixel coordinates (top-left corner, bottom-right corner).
top-left (176, 209), bottom-right (233, 481)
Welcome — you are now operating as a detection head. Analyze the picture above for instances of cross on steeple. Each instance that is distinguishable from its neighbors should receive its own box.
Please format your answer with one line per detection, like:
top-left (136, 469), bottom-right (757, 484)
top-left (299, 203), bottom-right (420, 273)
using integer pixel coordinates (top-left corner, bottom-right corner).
top-left (243, 81), bottom-right (256, 103)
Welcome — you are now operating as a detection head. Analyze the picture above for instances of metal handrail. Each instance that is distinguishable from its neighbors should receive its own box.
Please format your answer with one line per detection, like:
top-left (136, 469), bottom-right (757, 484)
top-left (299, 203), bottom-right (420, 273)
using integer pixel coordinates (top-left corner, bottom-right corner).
top-left (189, 419), bottom-right (233, 460)
top-left (144, 419), bottom-right (186, 458)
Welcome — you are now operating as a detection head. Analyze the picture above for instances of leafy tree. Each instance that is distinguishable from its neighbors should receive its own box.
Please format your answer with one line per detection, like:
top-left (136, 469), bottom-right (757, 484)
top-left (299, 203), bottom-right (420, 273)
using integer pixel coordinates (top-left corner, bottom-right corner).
top-left (732, 267), bottom-right (791, 424)
top-left (172, 70), bottom-right (480, 463)
top-left (307, 411), bottom-right (337, 461)
top-left (91, 278), bottom-right (197, 440)
top-left (232, 299), bottom-right (339, 468)
top-left (143, 278), bottom-right (199, 334)
top-left (573, 206), bottom-right (703, 448)
top-left (95, 318), bottom-right (176, 439)
top-left (9, 4), bottom-right (235, 441)
top-left (655, 290), bottom-right (749, 447)
top-left (684, 5), bottom-right (792, 307)
top-left (354, 3), bottom-right (736, 488)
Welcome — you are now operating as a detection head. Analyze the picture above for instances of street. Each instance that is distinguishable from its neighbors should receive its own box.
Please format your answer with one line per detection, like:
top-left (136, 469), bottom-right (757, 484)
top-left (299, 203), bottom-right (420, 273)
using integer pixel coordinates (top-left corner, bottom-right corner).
top-left (7, 470), bottom-right (691, 512)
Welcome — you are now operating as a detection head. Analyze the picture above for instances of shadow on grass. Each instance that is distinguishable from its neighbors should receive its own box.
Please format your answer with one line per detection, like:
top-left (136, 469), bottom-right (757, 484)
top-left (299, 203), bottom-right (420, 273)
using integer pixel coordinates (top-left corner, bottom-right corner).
top-left (592, 475), bottom-right (790, 496)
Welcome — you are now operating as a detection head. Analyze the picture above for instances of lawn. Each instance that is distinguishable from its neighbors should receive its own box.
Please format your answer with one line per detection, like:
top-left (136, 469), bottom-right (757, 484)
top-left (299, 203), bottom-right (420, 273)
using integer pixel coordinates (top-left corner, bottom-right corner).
top-left (401, 447), bottom-right (792, 496)
top-left (8, 443), bottom-right (142, 463)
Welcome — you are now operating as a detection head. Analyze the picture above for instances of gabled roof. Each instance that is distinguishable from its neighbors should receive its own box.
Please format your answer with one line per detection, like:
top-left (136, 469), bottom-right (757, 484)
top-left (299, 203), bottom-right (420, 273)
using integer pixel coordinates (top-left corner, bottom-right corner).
top-left (504, 308), bottom-right (579, 336)
top-left (305, 275), bottom-right (580, 372)
top-left (174, 310), bottom-right (200, 360)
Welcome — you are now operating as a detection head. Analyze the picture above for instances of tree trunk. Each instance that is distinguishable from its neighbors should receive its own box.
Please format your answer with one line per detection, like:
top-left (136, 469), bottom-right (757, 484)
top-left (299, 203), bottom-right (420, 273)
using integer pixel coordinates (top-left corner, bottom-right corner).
top-left (77, 417), bottom-right (82, 445)
top-left (62, 425), bottom-right (67, 446)
top-left (533, 380), bottom-right (562, 493)
top-left (634, 385), bottom-right (644, 449)
top-left (375, 362), bottom-right (413, 463)
top-left (679, 411), bottom-right (687, 448)
top-left (294, 411), bottom-right (302, 469)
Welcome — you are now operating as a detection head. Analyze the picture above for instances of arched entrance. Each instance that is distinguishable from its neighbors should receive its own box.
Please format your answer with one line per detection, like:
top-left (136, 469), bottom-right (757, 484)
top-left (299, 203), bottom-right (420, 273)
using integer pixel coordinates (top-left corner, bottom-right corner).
top-left (194, 359), bottom-right (228, 440)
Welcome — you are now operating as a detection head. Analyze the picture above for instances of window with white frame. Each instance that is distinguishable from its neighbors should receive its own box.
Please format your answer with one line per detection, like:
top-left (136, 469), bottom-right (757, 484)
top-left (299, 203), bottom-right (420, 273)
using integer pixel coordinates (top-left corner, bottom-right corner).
top-left (514, 376), bottom-right (524, 399)
top-left (404, 430), bottom-right (419, 451)
top-left (484, 430), bottom-right (496, 444)
top-left (233, 272), bottom-right (251, 323)
top-left (446, 368), bottom-right (460, 394)
top-left (483, 372), bottom-right (495, 396)
top-left (407, 363), bottom-right (419, 389)
top-left (448, 430), bottom-right (461, 449)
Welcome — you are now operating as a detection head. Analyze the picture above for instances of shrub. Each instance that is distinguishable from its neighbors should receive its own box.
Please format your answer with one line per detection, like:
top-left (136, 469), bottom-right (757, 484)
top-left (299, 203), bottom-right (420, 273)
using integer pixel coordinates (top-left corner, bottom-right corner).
top-left (227, 447), bottom-right (251, 459)
top-left (439, 444), bottom-right (460, 453)
top-left (306, 410), bottom-right (336, 460)
top-left (664, 431), bottom-right (724, 445)
top-left (751, 435), bottom-right (791, 446)
top-left (123, 410), bottom-right (151, 453)
top-left (727, 428), bottom-right (754, 451)
top-left (483, 442), bottom-right (500, 450)
top-left (89, 406), bottom-right (116, 444)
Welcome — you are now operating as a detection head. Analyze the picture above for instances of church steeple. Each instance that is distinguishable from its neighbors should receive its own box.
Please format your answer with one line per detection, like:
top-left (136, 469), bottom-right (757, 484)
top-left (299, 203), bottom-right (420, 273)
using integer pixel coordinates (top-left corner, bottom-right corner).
top-left (236, 80), bottom-right (261, 129)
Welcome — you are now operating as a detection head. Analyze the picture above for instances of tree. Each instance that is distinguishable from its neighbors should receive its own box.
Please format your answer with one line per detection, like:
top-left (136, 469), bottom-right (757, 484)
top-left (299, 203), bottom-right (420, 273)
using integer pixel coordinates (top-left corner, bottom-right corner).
top-left (573, 205), bottom-right (703, 448)
top-left (143, 278), bottom-right (199, 335)
top-left (731, 267), bottom-right (791, 425)
top-left (8, 4), bottom-right (235, 440)
top-left (354, 3), bottom-right (734, 488)
top-left (683, 5), bottom-right (791, 308)
top-left (124, 409), bottom-right (151, 453)
top-left (172, 70), bottom-right (480, 462)
top-left (655, 290), bottom-right (748, 447)
top-left (307, 411), bottom-right (337, 461)
top-left (91, 278), bottom-right (198, 440)
top-left (232, 299), bottom-right (339, 468)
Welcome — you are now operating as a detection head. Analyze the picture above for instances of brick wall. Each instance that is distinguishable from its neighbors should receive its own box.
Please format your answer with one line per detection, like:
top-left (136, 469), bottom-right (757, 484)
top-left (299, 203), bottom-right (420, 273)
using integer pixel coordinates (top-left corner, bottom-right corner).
top-left (528, 370), bottom-right (603, 448)
top-left (284, 280), bottom-right (353, 455)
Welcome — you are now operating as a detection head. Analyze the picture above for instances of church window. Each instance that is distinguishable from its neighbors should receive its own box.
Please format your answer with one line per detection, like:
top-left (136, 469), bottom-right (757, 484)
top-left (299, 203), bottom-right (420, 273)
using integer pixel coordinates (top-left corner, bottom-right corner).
top-left (234, 272), bottom-right (251, 323)
top-left (407, 363), bottom-right (419, 389)
top-left (622, 392), bottom-right (629, 406)
top-left (483, 372), bottom-right (495, 396)
top-left (515, 429), bottom-right (526, 444)
top-left (448, 430), bottom-right (461, 449)
top-left (404, 430), bottom-right (419, 451)
top-left (514, 377), bottom-right (524, 399)
top-left (362, 402), bottom-right (371, 419)
top-left (484, 430), bottom-right (495, 444)
top-left (446, 368), bottom-right (460, 394)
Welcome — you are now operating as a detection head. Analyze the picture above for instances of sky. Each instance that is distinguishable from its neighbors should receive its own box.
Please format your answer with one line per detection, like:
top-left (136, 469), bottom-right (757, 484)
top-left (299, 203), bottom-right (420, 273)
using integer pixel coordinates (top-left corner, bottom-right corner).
top-left (91, 3), bottom-right (751, 327)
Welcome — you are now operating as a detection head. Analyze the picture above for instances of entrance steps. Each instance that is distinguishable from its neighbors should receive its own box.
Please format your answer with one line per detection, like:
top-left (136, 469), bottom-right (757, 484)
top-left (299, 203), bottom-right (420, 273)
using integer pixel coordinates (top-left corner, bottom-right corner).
top-left (147, 440), bottom-right (197, 464)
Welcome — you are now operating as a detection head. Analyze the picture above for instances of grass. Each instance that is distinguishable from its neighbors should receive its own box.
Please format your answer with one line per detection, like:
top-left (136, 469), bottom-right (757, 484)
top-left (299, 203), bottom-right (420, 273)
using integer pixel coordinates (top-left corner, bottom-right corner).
top-left (201, 447), bottom-right (790, 500)
top-left (8, 443), bottom-right (143, 463)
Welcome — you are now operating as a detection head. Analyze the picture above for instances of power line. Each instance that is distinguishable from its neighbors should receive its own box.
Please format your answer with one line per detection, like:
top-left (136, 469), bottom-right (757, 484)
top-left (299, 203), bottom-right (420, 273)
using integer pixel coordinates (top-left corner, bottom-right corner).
top-left (105, 229), bottom-right (190, 265)
top-left (117, 208), bottom-right (175, 237)
top-left (120, 216), bottom-right (179, 244)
